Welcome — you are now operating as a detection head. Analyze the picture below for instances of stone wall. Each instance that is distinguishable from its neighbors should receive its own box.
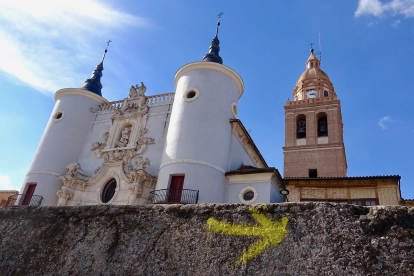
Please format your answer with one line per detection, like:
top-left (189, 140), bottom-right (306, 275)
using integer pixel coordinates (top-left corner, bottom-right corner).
top-left (0, 203), bottom-right (413, 275)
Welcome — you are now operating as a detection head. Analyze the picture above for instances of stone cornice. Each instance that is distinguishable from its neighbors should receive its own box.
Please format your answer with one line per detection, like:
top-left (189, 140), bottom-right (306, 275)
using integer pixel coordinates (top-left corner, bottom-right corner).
top-left (174, 62), bottom-right (244, 99)
top-left (230, 119), bottom-right (267, 168)
top-left (55, 88), bottom-right (109, 104)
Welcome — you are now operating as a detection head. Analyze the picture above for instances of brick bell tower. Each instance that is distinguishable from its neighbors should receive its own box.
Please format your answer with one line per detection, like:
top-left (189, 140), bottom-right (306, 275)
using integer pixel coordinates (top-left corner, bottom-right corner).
top-left (283, 48), bottom-right (347, 178)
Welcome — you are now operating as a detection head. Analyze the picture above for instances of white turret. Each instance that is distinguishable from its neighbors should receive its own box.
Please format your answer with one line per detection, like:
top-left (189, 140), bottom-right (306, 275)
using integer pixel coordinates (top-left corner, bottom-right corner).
top-left (156, 16), bottom-right (244, 203)
top-left (20, 47), bottom-right (110, 206)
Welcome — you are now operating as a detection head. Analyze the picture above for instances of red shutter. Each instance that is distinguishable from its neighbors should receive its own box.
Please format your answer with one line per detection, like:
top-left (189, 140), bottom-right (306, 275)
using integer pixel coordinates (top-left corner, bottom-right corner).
top-left (168, 176), bottom-right (184, 203)
top-left (22, 184), bottom-right (37, 205)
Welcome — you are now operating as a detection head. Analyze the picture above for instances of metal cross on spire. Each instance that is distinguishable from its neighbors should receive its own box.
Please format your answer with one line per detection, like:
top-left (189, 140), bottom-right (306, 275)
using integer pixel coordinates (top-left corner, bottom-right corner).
top-left (101, 39), bottom-right (112, 64)
top-left (218, 12), bottom-right (224, 22)
top-left (309, 42), bottom-right (315, 53)
top-left (105, 40), bottom-right (112, 52)
top-left (215, 12), bottom-right (224, 37)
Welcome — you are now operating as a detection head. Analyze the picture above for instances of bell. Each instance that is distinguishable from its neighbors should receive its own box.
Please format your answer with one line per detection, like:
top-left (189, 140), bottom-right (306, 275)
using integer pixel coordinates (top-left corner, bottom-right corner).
top-left (318, 120), bottom-right (327, 135)
top-left (297, 120), bottom-right (306, 138)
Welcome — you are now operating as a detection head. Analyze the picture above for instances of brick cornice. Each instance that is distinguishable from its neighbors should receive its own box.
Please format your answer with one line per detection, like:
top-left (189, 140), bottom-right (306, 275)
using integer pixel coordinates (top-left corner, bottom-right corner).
top-left (283, 142), bottom-right (345, 152)
top-left (284, 99), bottom-right (341, 111)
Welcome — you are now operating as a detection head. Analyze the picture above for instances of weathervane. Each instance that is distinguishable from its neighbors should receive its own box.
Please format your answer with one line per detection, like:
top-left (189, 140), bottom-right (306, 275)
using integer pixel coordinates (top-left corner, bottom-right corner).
top-left (309, 42), bottom-right (315, 53)
top-left (218, 12), bottom-right (224, 22)
top-left (215, 12), bottom-right (224, 37)
top-left (101, 40), bottom-right (112, 63)
top-left (105, 40), bottom-right (112, 52)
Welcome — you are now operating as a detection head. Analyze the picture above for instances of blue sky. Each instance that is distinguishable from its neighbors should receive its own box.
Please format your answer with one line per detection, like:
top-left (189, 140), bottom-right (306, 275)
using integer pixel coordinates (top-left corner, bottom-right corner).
top-left (0, 0), bottom-right (413, 198)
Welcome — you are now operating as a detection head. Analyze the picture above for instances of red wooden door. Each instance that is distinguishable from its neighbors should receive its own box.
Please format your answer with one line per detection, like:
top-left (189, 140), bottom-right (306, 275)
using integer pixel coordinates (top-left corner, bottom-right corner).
top-left (168, 176), bottom-right (184, 203)
top-left (22, 184), bottom-right (37, 205)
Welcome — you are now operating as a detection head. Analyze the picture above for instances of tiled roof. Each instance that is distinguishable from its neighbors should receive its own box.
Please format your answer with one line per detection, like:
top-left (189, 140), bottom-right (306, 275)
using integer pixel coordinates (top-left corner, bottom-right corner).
top-left (225, 166), bottom-right (277, 175)
top-left (284, 175), bottom-right (401, 180)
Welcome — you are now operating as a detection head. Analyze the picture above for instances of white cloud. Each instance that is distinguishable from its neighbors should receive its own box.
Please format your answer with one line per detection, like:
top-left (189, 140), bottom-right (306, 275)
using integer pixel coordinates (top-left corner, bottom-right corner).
top-left (355, 0), bottom-right (414, 18)
top-left (0, 0), bottom-right (149, 94)
top-left (0, 174), bottom-right (15, 190)
top-left (392, 19), bottom-right (401, 26)
top-left (378, 116), bottom-right (392, 129)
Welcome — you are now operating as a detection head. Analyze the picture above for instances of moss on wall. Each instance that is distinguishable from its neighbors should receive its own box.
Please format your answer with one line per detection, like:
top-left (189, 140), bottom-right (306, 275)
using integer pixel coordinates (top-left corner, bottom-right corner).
top-left (0, 203), bottom-right (413, 275)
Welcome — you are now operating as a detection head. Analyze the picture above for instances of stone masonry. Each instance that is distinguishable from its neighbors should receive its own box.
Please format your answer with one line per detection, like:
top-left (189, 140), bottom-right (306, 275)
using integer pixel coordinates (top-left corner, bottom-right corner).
top-left (1, 203), bottom-right (413, 275)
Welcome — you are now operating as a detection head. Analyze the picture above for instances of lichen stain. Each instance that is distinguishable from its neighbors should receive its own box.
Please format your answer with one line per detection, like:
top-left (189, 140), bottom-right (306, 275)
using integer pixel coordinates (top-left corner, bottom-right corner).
top-left (205, 206), bottom-right (289, 267)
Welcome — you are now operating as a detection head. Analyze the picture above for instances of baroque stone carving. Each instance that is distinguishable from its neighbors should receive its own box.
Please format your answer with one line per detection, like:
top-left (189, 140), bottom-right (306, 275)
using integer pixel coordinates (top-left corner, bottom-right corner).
top-left (129, 82), bottom-right (146, 98)
top-left (135, 156), bottom-right (150, 169)
top-left (56, 186), bottom-right (73, 206)
top-left (58, 162), bottom-right (89, 190)
top-left (115, 127), bottom-right (131, 148)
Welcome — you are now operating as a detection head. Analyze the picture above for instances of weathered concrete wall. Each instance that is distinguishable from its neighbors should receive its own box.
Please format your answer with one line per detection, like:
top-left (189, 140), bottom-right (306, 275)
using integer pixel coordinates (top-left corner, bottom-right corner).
top-left (0, 203), bottom-right (413, 276)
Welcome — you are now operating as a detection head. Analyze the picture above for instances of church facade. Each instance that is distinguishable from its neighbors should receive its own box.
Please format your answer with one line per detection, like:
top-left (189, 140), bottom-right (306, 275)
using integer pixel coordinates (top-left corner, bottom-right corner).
top-left (15, 21), bottom-right (401, 207)
top-left (18, 20), bottom-right (286, 207)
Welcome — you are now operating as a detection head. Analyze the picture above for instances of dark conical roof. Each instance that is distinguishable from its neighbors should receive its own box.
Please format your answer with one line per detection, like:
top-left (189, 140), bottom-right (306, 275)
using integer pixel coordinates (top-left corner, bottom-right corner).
top-left (202, 14), bottom-right (223, 64)
top-left (81, 41), bottom-right (111, 96)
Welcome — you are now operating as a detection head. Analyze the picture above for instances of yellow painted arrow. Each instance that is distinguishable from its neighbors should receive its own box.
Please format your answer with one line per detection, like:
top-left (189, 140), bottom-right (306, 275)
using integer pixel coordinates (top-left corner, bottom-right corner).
top-left (205, 207), bottom-right (288, 267)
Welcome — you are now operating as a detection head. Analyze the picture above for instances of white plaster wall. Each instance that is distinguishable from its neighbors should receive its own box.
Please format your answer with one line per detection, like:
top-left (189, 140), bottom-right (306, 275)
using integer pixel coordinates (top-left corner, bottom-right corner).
top-left (227, 134), bottom-right (255, 171)
top-left (270, 184), bottom-right (284, 203)
top-left (22, 92), bottom-right (101, 206)
top-left (157, 67), bottom-right (240, 202)
top-left (156, 163), bottom-right (226, 203)
top-left (227, 182), bottom-right (273, 204)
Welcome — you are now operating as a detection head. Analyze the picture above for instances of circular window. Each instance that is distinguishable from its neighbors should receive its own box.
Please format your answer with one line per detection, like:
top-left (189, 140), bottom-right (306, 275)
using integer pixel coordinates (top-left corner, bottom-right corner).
top-left (243, 191), bottom-right (254, 201)
top-left (184, 87), bottom-right (200, 102)
top-left (53, 110), bottom-right (65, 122)
top-left (231, 102), bottom-right (238, 118)
top-left (102, 179), bottom-right (117, 203)
top-left (239, 186), bottom-right (258, 204)
top-left (187, 91), bottom-right (196, 99)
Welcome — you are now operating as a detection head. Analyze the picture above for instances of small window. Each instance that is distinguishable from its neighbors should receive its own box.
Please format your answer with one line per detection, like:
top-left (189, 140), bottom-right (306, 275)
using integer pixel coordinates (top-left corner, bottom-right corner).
top-left (102, 179), bottom-right (117, 203)
top-left (352, 200), bottom-right (363, 206)
top-left (184, 87), bottom-right (200, 102)
top-left (53, 110), bottom-right (65, 122)
top-left (311, 62), bottom-right (313, 68)
top-left (187, 91), bottom-right (196, 99)
top-left (231, 102), bottom-right (238, 118)
top-left (365, 200), bottom-right (376, 206)
top-left (239, 186), bottom-right (258, 204)
top-left (324, 91), bottom-right (329, 97)
top-left (309, 169), bottom-right (317, 178)
top-left (243, 191), bottom-right (255, 201)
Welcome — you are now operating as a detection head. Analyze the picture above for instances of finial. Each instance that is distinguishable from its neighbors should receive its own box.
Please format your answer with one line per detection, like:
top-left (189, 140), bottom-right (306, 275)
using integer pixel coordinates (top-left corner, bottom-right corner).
top-left (309, 42), bottom-right (314, 53)
top-left (101, 40), bottom-right (112, 64)
top-left (202, 13), bottom-right (224, 64)
top-left (215, 12), bottom-right (224, 37)
top-left (80, 40), bottom-right (112, 96)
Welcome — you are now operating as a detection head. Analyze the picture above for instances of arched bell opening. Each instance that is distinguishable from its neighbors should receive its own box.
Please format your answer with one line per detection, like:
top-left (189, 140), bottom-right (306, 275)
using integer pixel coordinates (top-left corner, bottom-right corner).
top-left (296, 114), bottom-right (306, 139)
top-left (317, 112), bottom-right (328, 137)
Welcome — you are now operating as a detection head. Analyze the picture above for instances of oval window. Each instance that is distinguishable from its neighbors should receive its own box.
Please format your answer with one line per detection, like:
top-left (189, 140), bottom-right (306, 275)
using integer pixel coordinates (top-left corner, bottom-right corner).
top-left (102, 179), bottom-right (117, 203)
top-left (184, 87), bottom-right (200, 102)
top-left (53, 110), bottom-right (65, 122)
top-left (243, 191), bottom-right (254, 201)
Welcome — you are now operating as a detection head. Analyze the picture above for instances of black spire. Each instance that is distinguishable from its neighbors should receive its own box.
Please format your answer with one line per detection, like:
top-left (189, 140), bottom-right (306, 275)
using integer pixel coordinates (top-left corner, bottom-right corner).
top-left (202, 13), bottom-right (223, 64)
top-left (81, 40), bottom-right (112, 96)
